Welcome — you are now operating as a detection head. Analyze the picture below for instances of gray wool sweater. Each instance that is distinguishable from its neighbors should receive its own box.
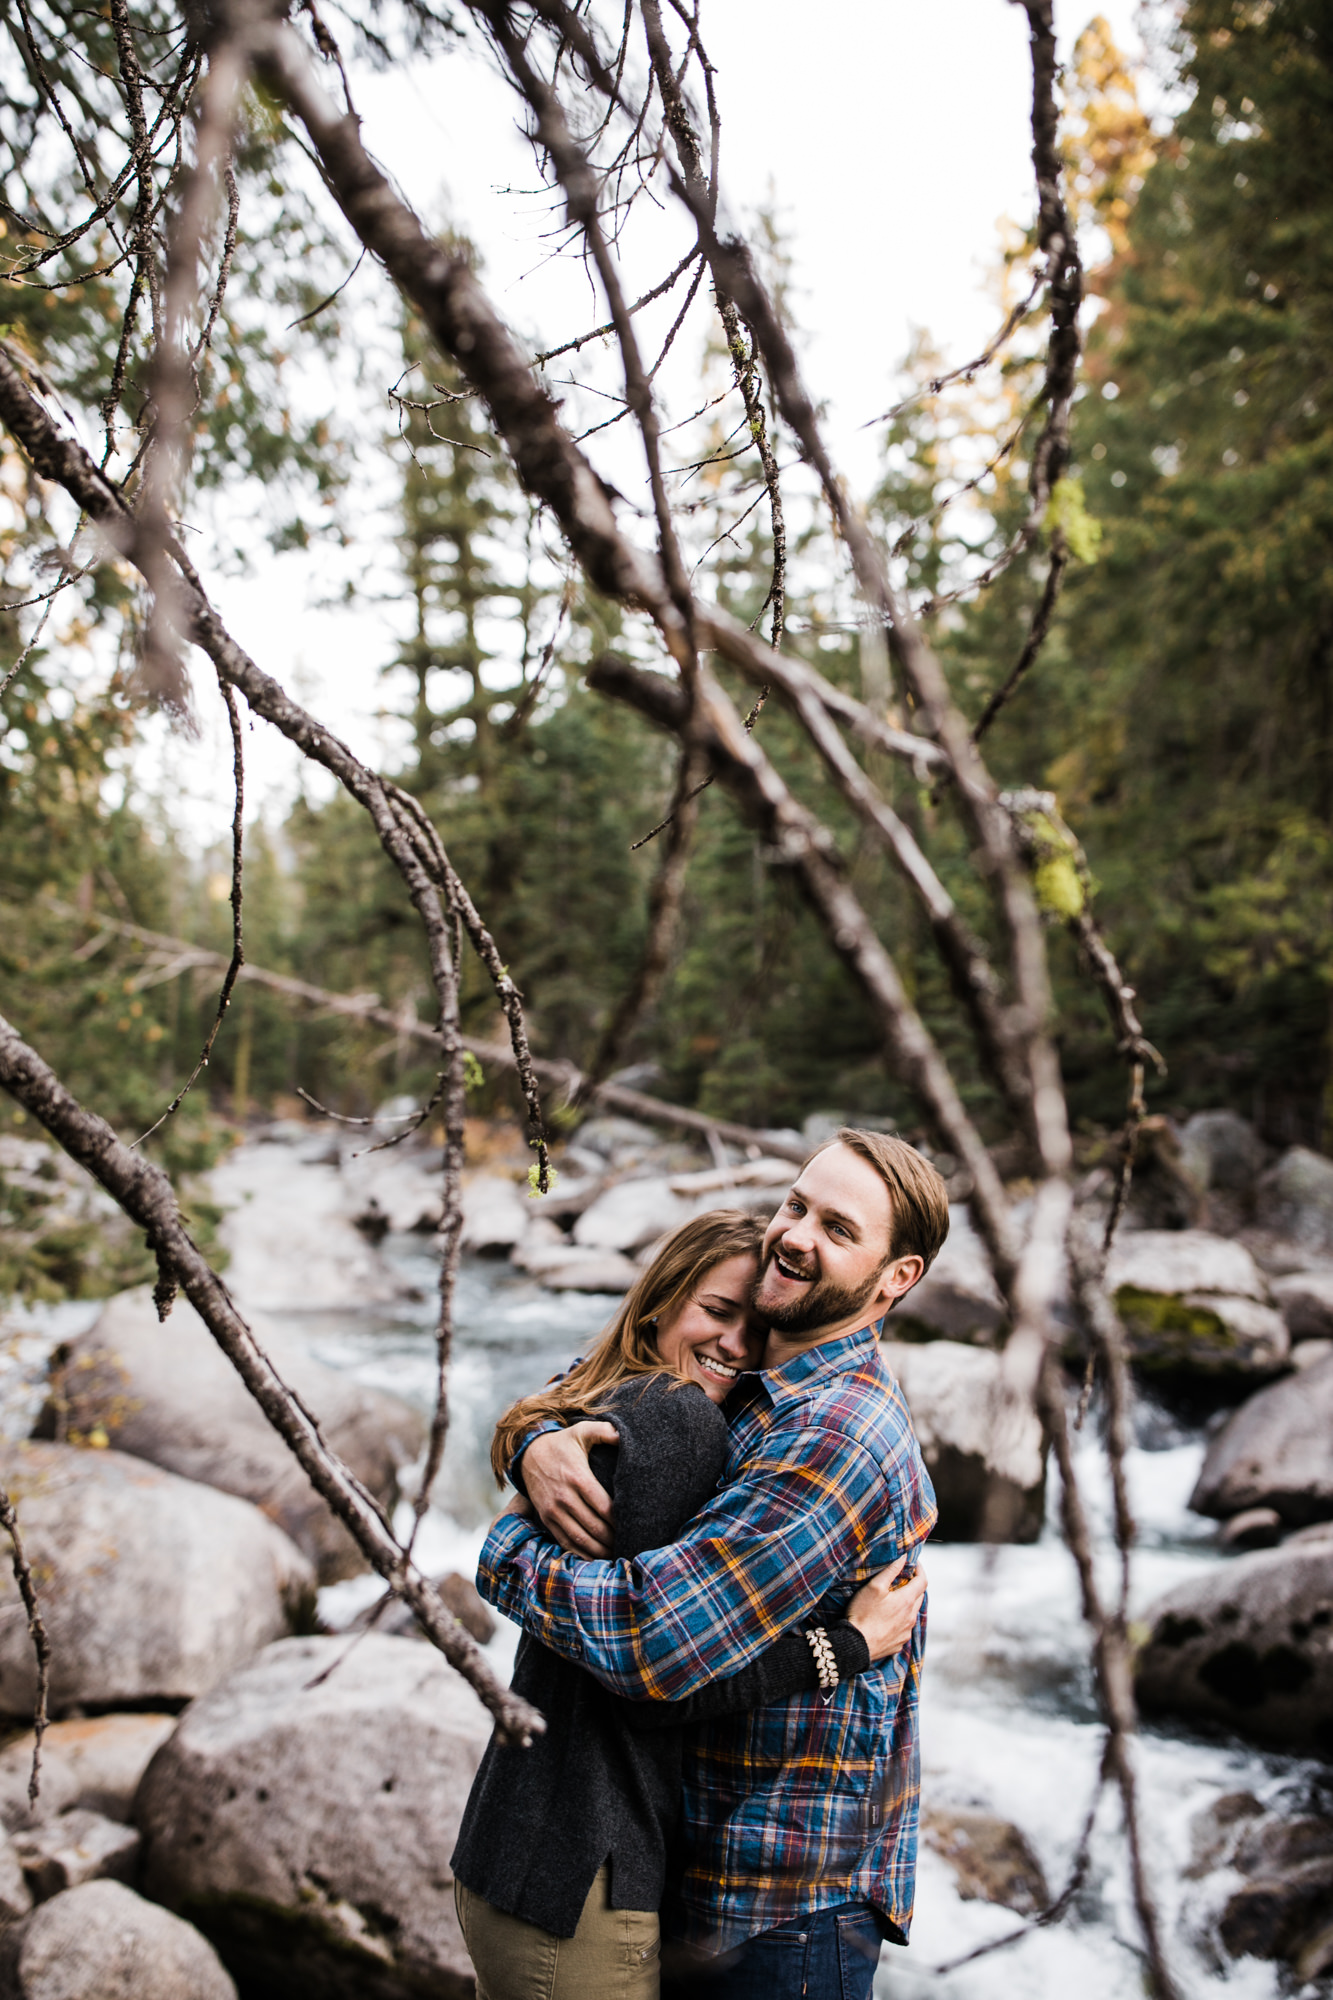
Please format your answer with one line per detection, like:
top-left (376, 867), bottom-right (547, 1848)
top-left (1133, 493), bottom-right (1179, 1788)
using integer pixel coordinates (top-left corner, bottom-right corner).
top-left (450, 1373), bottom-right (870, 1937)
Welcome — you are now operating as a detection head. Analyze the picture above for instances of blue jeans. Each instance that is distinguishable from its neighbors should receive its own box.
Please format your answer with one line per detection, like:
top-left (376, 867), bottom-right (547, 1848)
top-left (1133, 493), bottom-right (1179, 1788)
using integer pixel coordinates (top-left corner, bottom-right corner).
top-left (662, 1902), bottom-right (885, 2000)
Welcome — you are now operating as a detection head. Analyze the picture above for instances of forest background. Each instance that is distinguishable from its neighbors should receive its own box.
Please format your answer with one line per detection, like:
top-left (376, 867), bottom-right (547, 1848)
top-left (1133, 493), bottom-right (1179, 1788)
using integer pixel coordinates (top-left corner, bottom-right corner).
top-left (2, 0), bottom-right (1330, 1304)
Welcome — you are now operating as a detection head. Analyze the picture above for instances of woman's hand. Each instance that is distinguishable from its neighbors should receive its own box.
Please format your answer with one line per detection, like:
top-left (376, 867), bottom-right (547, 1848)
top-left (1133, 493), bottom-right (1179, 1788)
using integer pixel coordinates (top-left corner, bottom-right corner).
top-left (847, 1554), bottom-right (928, 1661)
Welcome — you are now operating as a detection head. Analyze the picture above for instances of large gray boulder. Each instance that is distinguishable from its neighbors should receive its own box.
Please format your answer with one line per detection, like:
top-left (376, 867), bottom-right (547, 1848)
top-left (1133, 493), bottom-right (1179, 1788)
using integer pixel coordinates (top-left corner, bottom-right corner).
top-left (1180, 1111), bottom-right (1267, 1194)
top-left (0, 1444), bottom-right (313, 1719)
top-left (882, 1340), bottom-right (1045, 1542)
top-left (1189, 1353), bottom-right (1333, 1528)
top-left (40, 1287), bottom-right (425, 1583)
top-left (1269, 1269), bottom-right (1333, 1342)
top-left (1106, 1229), bottom-right (1266, 1300)
top-left (209, 1134), bottom-right (420, 1310)
top-left (460, 1174), bottom-right (530, 1253)
top-left (1135, 1544), bottom-right (1333, 1757)
top-left (893, 1205), bottom-right (1006, 1345)
top-left (568, 1117), bottom-right (660, 1170)
top-left (1104, 1231), bottom-right (1287, 1382)
top-left (511, 1228), bottom-right (640, 1293)
top-left (573, 1176), bottom-right (694, 1255)
top-left (137, 1635), bottom-right (489, 2000)
top-left (0, 1715), bottom-right (176, 1831)
top-left (0, 1880), bottom-right (236, 2000)
top-left (1257, 1146), bottom-right (1333, 1257)
top-left (12, 1810), bottom-right (139, 1900)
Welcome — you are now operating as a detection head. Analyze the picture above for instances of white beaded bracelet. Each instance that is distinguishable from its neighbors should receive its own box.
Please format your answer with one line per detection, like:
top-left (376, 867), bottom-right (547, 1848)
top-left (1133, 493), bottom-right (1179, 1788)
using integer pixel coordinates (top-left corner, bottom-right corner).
top-left (805, 1625), bottom-right (839, 1698)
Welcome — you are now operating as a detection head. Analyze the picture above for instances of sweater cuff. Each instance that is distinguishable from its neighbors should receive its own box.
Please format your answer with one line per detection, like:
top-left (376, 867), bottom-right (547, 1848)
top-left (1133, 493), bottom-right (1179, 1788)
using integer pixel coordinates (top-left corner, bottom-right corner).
top-left (830, 1621), bottom-right (871, 1679)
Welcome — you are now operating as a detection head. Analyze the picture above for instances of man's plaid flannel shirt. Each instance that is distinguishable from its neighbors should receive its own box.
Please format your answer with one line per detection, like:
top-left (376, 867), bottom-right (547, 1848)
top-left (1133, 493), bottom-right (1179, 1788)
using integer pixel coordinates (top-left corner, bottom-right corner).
top-left (476, 1322), bottom-right (937, 1954)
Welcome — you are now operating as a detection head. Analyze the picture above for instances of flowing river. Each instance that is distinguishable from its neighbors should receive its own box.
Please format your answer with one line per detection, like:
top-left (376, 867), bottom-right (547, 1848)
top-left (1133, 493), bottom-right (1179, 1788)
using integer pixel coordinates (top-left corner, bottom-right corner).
top-left (3, 1222), bottom-right (1323, 1999)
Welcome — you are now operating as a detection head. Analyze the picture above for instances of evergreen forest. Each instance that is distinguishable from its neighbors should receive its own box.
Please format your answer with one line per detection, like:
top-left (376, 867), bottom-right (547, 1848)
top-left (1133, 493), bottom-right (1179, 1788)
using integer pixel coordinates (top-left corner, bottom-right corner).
top-left (2, 0), bottom-right (1329, 1191)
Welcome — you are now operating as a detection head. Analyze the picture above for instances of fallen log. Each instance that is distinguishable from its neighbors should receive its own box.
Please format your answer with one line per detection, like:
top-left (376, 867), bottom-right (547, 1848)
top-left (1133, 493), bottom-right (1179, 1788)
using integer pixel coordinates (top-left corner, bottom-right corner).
top-left (43, 904), bottom-right (808, 1166)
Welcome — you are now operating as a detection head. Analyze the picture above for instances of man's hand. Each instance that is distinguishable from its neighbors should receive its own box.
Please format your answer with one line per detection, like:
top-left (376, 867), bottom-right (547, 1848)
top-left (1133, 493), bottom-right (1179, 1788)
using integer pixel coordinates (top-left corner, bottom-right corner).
top-left (520, 1421), bottom-right (619, 1558)
top-left (846, 1554), bottom-right (928, 1661)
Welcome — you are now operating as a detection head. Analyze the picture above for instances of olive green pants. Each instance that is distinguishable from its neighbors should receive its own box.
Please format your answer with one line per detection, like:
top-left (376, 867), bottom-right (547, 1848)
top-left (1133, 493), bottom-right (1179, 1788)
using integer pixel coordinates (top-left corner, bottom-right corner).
top-left (455, 1866), bottom-right (660, 2000)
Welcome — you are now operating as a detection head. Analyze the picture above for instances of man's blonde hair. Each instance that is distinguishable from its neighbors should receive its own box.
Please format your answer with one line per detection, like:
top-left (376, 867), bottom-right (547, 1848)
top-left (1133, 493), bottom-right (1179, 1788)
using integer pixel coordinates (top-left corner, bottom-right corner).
top-left (832, 1127), bottom-right (950, 1271)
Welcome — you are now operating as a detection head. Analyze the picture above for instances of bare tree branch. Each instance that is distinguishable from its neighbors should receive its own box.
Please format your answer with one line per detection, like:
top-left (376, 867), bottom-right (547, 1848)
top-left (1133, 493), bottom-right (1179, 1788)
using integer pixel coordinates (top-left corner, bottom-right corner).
top-left (588, 651), bottom-right (1022, 1284)
top-left (0, 1011), bottom-right (543, 1746)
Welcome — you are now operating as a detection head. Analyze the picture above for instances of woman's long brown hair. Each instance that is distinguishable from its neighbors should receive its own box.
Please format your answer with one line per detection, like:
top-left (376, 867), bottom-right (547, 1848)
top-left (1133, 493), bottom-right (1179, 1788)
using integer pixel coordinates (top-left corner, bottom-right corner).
top-left (489, 1208), bottom-right (764, 1486)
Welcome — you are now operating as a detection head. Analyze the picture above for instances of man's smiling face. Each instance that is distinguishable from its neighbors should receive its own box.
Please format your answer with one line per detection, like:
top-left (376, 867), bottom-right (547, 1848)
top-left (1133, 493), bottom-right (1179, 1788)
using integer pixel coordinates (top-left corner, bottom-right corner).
top-left (753, 1142), bottom-right (924, 1351)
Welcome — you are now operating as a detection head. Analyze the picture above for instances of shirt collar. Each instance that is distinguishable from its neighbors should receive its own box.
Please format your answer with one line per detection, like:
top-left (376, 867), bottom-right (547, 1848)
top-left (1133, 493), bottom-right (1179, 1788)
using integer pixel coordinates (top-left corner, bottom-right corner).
top-left (748, 1319), bottom-right (883, 1413)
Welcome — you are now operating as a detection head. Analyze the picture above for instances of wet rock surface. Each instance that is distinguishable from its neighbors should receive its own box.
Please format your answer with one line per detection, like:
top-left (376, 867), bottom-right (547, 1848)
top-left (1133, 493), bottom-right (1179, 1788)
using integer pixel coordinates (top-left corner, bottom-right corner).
top-left (0, 1443), bottom-right (314, 1719)
top-left (1135, 1544), bottom-right (1333, 1757)
top-left (0, 1879), bottom-right (237, 2000)
top-left (39, 1287), bottom-right (426, 1584)
top-left (882, 1339), bottom-right (1045, 1541)
top-left (1190, 1353), bottom-right (1333, 1528)
top-left (921, 1806), bottom-right (1050, 1915)
top-left (137, 1634), bottom-right (488, 2000)
top-left (1189, 1794), bottom-right (1333, 1980)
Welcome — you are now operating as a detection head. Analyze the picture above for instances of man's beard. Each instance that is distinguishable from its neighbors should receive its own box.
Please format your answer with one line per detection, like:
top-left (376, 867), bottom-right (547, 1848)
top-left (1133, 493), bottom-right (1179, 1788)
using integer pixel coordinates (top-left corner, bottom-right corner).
top-left (754, 1247), bottom-right (888, 1339)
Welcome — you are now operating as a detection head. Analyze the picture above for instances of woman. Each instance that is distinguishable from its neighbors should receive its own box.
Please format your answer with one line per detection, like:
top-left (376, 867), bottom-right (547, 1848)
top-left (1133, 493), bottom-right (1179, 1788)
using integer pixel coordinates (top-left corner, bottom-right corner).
top-left (451, 1210), bottom-right (924, 2000)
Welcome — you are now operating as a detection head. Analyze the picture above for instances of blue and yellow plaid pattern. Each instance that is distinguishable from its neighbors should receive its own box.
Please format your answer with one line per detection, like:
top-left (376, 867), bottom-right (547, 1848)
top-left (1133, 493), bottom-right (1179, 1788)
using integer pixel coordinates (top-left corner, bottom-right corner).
top-left (478, 1323), bottom-right (936, 1954)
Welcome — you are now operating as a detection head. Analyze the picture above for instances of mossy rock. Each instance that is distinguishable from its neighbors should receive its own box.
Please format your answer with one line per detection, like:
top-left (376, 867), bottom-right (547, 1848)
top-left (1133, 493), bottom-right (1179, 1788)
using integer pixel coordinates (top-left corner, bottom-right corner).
top-left (1113, 1285), bottom-right (1288, 1385)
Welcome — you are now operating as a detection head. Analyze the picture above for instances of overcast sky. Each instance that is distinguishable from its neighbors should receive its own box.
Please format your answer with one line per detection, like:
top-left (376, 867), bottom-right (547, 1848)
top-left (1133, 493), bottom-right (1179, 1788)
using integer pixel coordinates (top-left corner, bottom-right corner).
top-left (148, 0), bottom-right (1153, 848)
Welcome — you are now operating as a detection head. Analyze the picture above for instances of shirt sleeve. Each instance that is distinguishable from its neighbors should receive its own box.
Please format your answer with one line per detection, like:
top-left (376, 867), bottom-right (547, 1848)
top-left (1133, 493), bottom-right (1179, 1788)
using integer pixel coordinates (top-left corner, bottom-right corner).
top-left (615, 1620), bottom-right (872, 1731)
top-left (476, 1415), bottom-right (933, 1700)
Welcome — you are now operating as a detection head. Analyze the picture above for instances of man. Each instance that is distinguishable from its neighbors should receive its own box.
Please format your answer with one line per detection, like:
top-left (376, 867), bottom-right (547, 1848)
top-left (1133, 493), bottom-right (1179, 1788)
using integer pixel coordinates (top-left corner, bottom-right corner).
top-left (476, 1130), bottom-right (947, 1999)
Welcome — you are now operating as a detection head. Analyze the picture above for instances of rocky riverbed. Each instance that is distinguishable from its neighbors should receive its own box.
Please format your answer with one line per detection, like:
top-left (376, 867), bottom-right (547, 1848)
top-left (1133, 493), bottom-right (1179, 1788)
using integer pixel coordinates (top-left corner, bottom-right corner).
top-left (0, 1106), bottom-right (1329, 1998)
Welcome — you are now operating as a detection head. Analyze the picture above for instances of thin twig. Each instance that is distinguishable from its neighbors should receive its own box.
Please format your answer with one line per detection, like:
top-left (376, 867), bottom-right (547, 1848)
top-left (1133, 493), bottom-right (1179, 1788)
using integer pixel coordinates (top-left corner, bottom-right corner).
top-left (287, 243), bottom-right (366, 329)
top-left (0, 1488), bottom-right (50, 1808)
top-left (973, 535), bottom-right (1069, 741)
top-left (864, 264), bottom-right (1046, 429)
top-left (134, 679), bottom-right (246, 1146)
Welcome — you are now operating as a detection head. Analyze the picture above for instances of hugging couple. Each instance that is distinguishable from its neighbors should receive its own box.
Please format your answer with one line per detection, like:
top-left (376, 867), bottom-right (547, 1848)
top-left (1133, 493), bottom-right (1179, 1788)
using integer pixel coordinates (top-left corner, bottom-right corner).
top-left (452, 1128), bottom-right (947, 2000)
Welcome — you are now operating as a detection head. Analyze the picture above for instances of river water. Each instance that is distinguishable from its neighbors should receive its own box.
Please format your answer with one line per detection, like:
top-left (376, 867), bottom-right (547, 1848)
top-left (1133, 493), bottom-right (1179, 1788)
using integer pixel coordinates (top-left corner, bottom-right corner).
top-left (3, 1233), bottom-right (1322, 1999)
